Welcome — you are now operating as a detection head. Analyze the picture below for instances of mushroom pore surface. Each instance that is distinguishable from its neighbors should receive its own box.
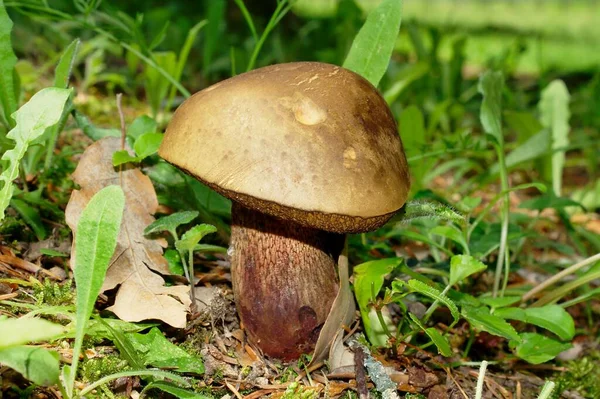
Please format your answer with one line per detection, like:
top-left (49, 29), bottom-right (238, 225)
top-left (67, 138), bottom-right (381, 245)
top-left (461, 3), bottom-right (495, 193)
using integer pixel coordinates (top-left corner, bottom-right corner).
top-left (230, 203), bottom-right (344, 360)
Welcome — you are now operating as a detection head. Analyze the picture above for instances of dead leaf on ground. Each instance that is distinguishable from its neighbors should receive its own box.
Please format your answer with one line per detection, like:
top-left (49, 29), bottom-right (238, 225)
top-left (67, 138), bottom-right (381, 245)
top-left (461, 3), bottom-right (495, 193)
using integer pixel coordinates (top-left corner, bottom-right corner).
top-left (65, 137), bottom-right (190, 328)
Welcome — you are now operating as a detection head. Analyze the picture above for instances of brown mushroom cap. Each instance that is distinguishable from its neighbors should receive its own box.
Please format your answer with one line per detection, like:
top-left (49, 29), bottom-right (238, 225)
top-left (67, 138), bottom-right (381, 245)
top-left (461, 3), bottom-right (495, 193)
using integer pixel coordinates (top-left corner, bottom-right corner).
top-left (159, 62), bottom-right (410, 233)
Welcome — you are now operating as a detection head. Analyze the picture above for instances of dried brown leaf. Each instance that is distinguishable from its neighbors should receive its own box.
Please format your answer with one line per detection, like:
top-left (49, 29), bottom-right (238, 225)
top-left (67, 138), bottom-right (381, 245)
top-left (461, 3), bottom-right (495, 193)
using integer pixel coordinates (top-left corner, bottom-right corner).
top-left (65, 137), bottom-right (190, 328)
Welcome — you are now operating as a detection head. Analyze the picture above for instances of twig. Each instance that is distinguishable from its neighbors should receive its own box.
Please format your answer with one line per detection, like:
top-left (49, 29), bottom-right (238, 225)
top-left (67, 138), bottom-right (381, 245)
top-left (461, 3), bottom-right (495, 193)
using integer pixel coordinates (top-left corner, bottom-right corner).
top-left (116, 93), bottom-right (126, 151)
top-left (224, 379), bottom-right (243, 399)
top-left (354, 346), bottom-right (369, 399)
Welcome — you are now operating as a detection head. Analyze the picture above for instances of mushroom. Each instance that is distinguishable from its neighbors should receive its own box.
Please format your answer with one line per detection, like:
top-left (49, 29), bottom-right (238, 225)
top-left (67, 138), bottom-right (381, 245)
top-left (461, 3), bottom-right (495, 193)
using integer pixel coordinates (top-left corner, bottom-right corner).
top-left (159, 62), bottom-right (410, 360)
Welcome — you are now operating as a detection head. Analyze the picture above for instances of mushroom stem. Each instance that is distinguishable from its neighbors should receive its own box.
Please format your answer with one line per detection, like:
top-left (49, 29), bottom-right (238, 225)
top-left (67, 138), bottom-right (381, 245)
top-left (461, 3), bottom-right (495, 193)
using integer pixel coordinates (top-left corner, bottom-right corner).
top-left (230, 203), bottom-right (344, 360)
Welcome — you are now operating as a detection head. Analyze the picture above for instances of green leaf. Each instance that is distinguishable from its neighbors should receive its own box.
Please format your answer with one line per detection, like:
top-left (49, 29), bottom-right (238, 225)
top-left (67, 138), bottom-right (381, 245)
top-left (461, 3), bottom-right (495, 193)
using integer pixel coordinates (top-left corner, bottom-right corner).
top-left (538, 80), bottom-right (570, 196)
top-left (519, 192), bottom-right (584, 212)
top-left (511, 333), bottom-right (571, 364)
top-left (145, 51), bottom-right (177, 116)
top-left (145, 211), bottom-right (200, 238)
top-left (0, 87), bottom-right (71, 219)
top-left (478, 70), bottom-right (504, 145)
top-left (54, 38), bottom-right (80, 88)
top-left (127, 327), bottom-right (204, 373)
top-left (127, 115), bottom-right (157, 142)
top-left (343, 0), bottom-right (403, 86)
top-left (0, 0), bottom-right (18, 127)
top-left (112, 150), bottom-right (139, 166)
top-left (0, 318), bottom-right (66, 348)
top-left (399, 105), bottom-right (425, 156)
top-left (72, 110), bottom-right (120, 141)
top-left (383, 63), bottom-right (429, 104)
top-left (353, 258), bottom-right (402, 344)
top-left (134, 132), bottom-right (163, 158)
top-left (504, 110), bottom-right (543, 143)
top-left (430, 225), bottom-right (469, 254)
top-left (85, 318), bottom-right (157, 339)
top-left (175, 224), bottom-right (217, 253)
top-left (494, 305), bottom-right (575, 341)
top-left (408, 314), bottom-right (452, 357)
top-left (143, 381), bottom-right (212, 398)
top-left (396, 200), bottom-right (466, 226)
top-left (479, 296), bottom-right (520, 309)
top-left (406, 279), bottom-right (460, 322)
top-left (449, 255), bottom-right (487, 287)
top-left (164, 248), bottom-right (184, 275)
top-left (40, 248), bottom-right (69, 258)
top-left (462, 306), bottom-right (520, 341)
top-left (0, 346), bottom-right (59, 386)
top-left (203, 0), bottom-right (226, 78)
top-left (69, 185), bottom-right (125, 395)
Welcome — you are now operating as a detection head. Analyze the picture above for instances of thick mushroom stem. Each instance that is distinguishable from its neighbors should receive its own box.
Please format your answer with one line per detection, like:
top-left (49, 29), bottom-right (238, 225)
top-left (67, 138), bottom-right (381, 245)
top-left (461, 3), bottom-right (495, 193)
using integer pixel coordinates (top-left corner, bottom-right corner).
top-left (230, 203), bottom-right (344, 360)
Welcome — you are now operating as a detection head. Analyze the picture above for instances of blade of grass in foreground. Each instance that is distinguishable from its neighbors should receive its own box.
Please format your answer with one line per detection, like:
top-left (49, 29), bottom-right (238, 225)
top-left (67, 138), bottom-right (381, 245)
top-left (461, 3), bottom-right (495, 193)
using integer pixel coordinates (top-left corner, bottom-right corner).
top-left (65, 185), bottom-right (125, 397)
top-left (343, 0), bottom-right (403, 87)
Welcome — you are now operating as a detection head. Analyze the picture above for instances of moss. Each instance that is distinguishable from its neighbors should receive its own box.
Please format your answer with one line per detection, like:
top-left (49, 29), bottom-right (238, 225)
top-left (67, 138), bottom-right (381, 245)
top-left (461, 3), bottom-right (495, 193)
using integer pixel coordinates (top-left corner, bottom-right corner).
top-left (552, 351), bottom-right (600, 399)
top-left (33, 279), bottom-right (74, 307)
top-left (80, 354), bottom-right (131, 384)
top-left (280, 382), bottom-right (318, 399)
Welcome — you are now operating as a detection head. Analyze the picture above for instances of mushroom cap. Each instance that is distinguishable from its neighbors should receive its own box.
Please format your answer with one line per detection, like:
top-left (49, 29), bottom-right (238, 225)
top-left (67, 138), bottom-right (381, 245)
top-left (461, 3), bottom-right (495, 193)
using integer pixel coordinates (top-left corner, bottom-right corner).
top-left (159, 62), bottom-right (410, 233)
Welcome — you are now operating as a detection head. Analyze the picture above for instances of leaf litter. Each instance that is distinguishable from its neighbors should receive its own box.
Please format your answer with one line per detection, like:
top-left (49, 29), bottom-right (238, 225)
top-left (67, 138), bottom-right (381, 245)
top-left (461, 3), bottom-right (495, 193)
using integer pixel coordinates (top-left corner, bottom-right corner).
top-left (65, 136), bottom-right (190, 328)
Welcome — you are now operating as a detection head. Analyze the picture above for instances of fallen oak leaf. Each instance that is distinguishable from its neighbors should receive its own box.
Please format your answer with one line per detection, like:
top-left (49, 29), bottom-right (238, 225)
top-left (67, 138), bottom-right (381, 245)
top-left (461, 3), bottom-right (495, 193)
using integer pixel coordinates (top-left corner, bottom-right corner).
top-left (65, 137), bottom-right (190, 328)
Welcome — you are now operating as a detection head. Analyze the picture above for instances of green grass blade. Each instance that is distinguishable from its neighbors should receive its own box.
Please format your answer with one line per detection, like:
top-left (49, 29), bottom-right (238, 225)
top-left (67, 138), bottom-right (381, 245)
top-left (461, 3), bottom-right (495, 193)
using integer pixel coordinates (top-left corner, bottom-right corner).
top-left (67, 185), bottom-right (125, 397)
top-left (53, 38), bottom-right (80, 89)
top-left (0, 0), bottom-right (18, 129)
top-left (343, 0), bottom-right (403, 87)
top-left (203, 0), bottom-right (226, 78)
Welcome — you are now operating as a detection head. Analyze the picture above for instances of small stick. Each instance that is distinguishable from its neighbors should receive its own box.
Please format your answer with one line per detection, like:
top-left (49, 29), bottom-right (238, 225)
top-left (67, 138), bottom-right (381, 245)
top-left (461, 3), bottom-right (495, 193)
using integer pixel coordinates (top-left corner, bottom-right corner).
top-left (116, 93), bottom-right (126, 151)
top-left (354, 346), bottom-right (369, 399)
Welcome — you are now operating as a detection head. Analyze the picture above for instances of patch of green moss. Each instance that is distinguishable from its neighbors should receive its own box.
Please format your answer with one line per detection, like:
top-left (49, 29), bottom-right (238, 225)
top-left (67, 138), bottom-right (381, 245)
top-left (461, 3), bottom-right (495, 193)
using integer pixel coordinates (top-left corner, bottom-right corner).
top-left (79, 354), bottom-right (131, 384)
top-left (281, 382), bottom-right (318, 399)
top-left (552, 351), bottom-right (600, 399)
top-left (33, 279), bottom-right (74, 306)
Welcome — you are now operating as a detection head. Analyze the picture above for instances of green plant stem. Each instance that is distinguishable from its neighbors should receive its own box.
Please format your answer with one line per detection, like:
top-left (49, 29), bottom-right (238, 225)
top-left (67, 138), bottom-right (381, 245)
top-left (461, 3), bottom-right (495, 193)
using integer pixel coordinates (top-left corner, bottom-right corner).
top-left (492, 148), bottom-right (510, 298)
top-left (232, 0), bottom-right (258, 41)
top-left (78, 370), bottom-right (189, 396)
top-left (523, 252), bottom-right (600, 302)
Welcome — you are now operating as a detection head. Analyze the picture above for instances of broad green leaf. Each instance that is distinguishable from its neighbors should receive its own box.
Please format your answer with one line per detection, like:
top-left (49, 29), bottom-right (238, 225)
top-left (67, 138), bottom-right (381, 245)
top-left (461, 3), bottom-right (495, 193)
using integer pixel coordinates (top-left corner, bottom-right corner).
top-left (462, 306), bottom-right (520, 342)
top-left (134, 132), bottom-right (163, 158)
top-left (539, 80), bottom-right (570, 196)
top-left (343, 0), bottom-right (403, 87)
top-left (144, 211), bottom-right (199, 238)
top-left (127, 327), bottom-right (204, 373)
top-left (0, 346), bottom-right (59, 386)
top-left (353, 258), bottom-right (402, 344)
top-left (68, 185), bottom-right (125, 396)
top-left (478, 70), bottom-right (504, 145)
top-left (164, 248), bottom-right (184, 275)
top-left (143, 381), bottom-right (212, 398)
top-left (408, 313), bottom-right (452, 356)
top-left (175, 224), bottom-right (217, 253)
top-left (494, 305), bottom-right (575, 341)
top-left (406, 279), bottom-right (460, 322)
top-left (54, 38), bottom-right (80, 88)
top-left (112, 150), bottom-right (139, 166)
top-left (127, 115), bottom-right (157, 142)
top-left (0, 0), bottom-right (18, 127)
top-left (0, 318), bottom-right (66, 348)
top-left (73, 110), bottom-right (120, 141)
top-left (449, 255), bottom-right (487, 286)
top-left (112, 133), bottom-right (162, 166)
top-left (430, 225), bottom-right (469, 253)
top-left (85, 318), bottom-right (157, 339)
top-left (479, 296), bottom-right (520, 309)
top-left (511, 333), bottom-right (571, 364)
top-left (0, 88), bottom-right (71, 219)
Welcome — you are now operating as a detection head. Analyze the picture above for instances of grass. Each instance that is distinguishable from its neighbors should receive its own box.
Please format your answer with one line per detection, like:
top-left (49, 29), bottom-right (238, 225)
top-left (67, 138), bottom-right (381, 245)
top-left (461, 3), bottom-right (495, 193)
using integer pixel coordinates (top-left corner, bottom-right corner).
top-left (0, 0), bottom-right (599, 398)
